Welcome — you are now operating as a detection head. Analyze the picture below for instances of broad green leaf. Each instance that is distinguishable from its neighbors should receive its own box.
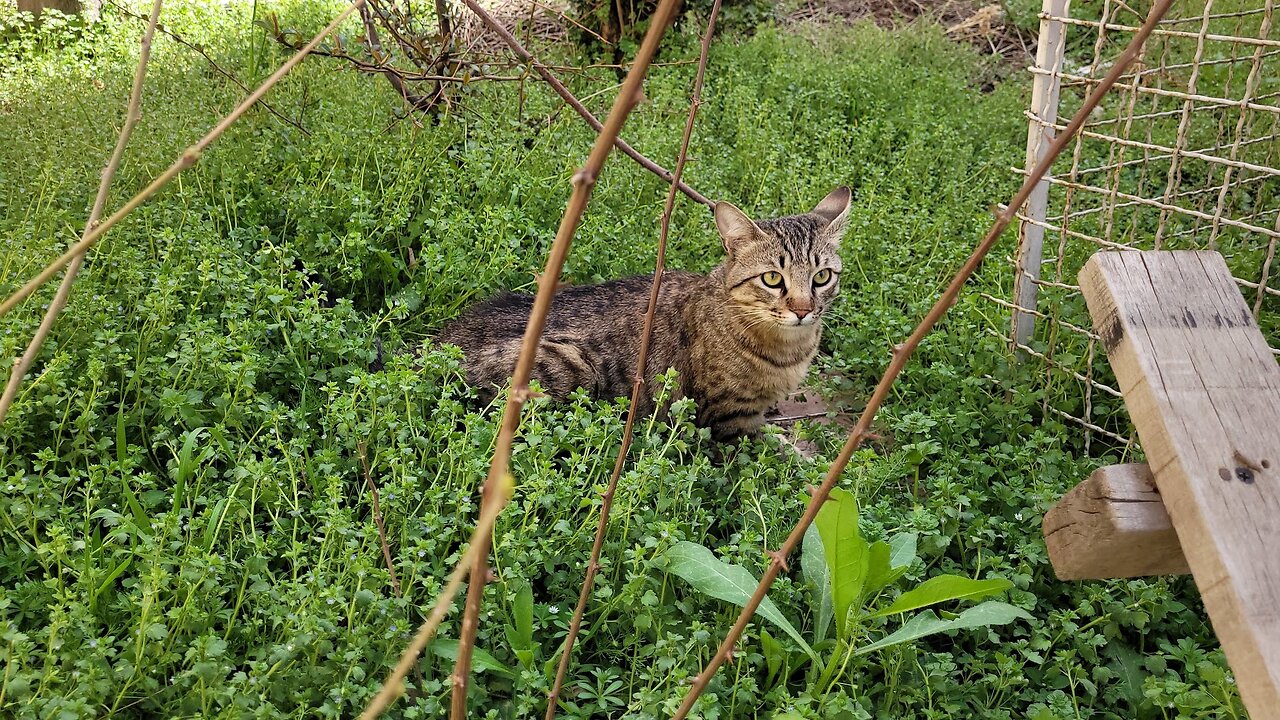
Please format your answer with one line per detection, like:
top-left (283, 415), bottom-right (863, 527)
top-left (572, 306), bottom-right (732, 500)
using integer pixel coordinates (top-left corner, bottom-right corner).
top-left (1104, 642), bottom-right (1148, 705)
top-left (665, 541), bottom-right (818, 663)
top-left (814, 487), bottom-right (868, 637)
top-left (855, 601), bottom-right (1031, 655)
top-left (512, 583), bottom-right (533, 650)
top-left (115, 405), bottom-right (128, 464)
top-left (862, 541), bottom-right (894, 598)
top-left (868, 575), bottom-right (1013, 618)
top-left (505, 582), bottom-right (535, 667)
top-left (119, 477), bottom-right (148, 530)
top-left (888, 532), bottom-right (918, 568)
top-left (429, 640), bottom-right (516, 678)
top-left (92, 556), bottom-right (133, 603)
top-left (173, 427), bottom-right (205, 511)
top-left (202, 498), bottom-right (228, 552)
top-left (864, 532), bottom-right (917, 599)
top-left (800, 523), bottom-right (832, 643)
top-left (760, 628), bottom-right (784, 686)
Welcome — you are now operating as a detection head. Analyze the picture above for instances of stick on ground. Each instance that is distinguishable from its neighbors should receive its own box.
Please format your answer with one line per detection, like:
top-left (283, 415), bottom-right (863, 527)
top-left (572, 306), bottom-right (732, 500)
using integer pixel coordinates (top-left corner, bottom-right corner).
top-left (356, 473), bottom-right (515, 720)
top-left (0, 0), bottom-right (164, 424)
top-left (459, 0), bottom-right (713, 210)
top-left (0, 1), bottom-right (367, 322)
top-left (543, 2), bottom-right (722, 717)
top-left (670, 0), bottom-right (1176, 715)
top-left (445, 1), bottom-right (685, 717)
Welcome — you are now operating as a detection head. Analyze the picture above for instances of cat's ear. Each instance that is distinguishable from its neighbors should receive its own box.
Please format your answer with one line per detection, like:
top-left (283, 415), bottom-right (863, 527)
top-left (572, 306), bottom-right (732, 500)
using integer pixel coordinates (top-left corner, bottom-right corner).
top-left (714, 201), bottom-right (762, 255)
top-left (812, 186), bottom-right (851, 241)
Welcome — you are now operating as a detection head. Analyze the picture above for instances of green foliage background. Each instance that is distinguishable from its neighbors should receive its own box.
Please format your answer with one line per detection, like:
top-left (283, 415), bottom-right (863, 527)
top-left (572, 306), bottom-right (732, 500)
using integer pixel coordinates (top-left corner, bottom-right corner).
top-left (0, 2), bottom-right (1244, 718)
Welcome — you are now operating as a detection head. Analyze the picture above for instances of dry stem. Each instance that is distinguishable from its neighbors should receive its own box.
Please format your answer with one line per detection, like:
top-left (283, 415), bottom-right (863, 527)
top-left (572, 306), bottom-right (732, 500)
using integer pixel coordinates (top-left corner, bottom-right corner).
top-left (458, 0), bottom-right (712, 210)
top-left (356, 473), bottom-right (515, 720)
top-left (447, 1), bottom-right (683, 717)
top-left (359, 2), bottom-right (433, 113)
top-left (543, 2), bottom-right (723, 717)
top-left (359, 442), bottom-right (402, 597)
top-left (0, 1), bottom-right (366, 321)
top-left (106, 0), bottom-right (309, 136)
top-left (670, 0), bottom-right (1176, 715)
top-left (0, 0), bottom-right (163, 424)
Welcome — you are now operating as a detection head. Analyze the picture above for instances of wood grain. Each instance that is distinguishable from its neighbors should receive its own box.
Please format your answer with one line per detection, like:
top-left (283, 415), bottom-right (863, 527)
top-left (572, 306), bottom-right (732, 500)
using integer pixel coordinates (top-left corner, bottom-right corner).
top-left (1080, 250), bottom-right (1280, 718)
top-left (1043, 463), bottom-right (1189, 580)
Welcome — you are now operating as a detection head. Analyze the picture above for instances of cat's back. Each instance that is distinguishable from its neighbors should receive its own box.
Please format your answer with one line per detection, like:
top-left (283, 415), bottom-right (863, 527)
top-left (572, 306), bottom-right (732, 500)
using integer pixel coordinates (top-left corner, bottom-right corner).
top-left (441, 272), bottom-right (701, 348)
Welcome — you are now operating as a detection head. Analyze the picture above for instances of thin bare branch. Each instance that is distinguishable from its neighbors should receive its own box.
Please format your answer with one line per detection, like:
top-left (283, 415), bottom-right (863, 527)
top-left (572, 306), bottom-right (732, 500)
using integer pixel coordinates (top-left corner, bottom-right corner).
top-left (0, 0), bottom-right (164, 424)
top-left (358, 1), bottom-right (440, 113)
top-left (356, 473), bottom-right (515, 720)
top-left (0, 2), bottom-right (366, 321)
top-left (446, 1), bottom-right (684, 717)
top-left (670, 0), bottom-right (1177, 715)
top-left (359, 442), bottom-right (402, 597)
top-left (544, 2), bottom-right (722, 718)
top-left (106, 0), bottom-right (309, 136)
top-left (459, 0), bottom-right (713, 210)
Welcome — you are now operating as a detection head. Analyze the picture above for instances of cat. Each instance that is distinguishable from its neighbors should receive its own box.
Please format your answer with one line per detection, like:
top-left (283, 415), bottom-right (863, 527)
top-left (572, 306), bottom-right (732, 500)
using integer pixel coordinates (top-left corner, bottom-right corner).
top-left (439, 187), bottom-right (851, 442)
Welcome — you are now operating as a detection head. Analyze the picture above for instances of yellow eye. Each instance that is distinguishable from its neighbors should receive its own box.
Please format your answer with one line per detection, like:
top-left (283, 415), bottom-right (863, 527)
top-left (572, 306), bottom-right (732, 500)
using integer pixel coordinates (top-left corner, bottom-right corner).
top-left (813, 269), bottom-right (833, 286)
top-left (761, 271), bottom-right (785, 288)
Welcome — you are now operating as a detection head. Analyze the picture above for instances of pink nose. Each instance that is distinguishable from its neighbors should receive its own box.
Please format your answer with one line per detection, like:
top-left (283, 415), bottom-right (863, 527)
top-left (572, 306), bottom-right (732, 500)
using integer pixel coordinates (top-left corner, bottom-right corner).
top-left (793, 307), bottom-right (812, 319)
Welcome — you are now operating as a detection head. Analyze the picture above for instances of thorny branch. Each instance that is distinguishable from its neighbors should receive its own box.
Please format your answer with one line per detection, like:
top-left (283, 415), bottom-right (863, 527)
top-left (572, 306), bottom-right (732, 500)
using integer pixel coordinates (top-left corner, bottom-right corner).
top-left (670, 0), bottom-right (1177, 715)
top-left (105, 0), bottom-right (309, 136)
top-left (459, 0), bottom-right (714, 209)
top-left (0, 2), bottom-right (367, 321)
top-left (544, 1), bottom-right (723, 717)
top-left (0, 0), bottom-right (164, 424)
top-left (447, 0), bottom-right (684, 717)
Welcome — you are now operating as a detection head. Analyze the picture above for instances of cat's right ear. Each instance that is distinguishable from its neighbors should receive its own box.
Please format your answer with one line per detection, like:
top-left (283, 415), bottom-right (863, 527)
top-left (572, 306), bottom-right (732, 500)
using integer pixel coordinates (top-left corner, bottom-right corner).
top-left (714, 201), bottom-right (761, 255)
top-left (812, 186), bottom-right (852, 240)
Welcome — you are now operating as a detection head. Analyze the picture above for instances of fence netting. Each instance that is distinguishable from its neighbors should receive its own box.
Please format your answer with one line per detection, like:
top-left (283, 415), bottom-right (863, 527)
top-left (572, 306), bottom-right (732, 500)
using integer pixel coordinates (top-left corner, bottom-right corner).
top-left (992, 0), bottom-right (1280, 453)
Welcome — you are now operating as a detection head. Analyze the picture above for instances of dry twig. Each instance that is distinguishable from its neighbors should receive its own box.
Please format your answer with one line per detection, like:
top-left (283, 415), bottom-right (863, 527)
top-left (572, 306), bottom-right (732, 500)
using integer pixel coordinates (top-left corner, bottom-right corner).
top-left (0, 2), bottom-right (366, 321)
top-left (359, 442), bottom-right (402, 597)
top-left (356, 473), bottom-right (516, 720)
top-left (446, 0), bottom-right (684, 717)
top-left (670, 0), bottom-right (1177, 715)
top-left (105, 0), bottom-right (310, 135)
top-left (0, 0), bottom-right (163, 424)
top-left (543, 2), bottom-right (723, 717)
top-left (459, 0), bottom-right (713, 209)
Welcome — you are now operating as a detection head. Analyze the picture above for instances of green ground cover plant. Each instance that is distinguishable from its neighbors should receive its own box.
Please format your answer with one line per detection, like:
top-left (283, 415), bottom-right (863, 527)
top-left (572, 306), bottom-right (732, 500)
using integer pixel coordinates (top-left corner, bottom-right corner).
top-left (0, 2), bottom-right (1245, 718)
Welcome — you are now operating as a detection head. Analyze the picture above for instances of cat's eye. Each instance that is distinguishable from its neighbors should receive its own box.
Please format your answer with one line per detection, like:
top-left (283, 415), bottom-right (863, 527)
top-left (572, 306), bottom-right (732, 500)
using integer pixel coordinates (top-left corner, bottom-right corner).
top-left (813, 269), bottom-right (833, 286)
top-left (761, 271), bottom-right (785, 288)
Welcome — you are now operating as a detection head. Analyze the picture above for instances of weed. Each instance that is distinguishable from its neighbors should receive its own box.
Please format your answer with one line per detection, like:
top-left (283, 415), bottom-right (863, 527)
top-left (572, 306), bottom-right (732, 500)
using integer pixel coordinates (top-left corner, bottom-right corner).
top-left (0, 2), bottom-right (1240, 718)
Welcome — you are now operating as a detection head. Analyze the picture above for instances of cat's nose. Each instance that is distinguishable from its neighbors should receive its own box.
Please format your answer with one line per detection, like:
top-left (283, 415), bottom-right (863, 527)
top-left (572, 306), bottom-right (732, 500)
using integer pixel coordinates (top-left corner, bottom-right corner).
top-left (792, 307), bottom-right (812, 319)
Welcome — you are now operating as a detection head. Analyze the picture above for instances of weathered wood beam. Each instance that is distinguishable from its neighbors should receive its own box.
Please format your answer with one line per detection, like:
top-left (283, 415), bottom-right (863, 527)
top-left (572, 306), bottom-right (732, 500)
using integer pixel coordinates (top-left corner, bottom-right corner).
top-left (1080, 250), bottom-right (1280, 718)
top-left (1044, 463), bottom-right (1190, 580)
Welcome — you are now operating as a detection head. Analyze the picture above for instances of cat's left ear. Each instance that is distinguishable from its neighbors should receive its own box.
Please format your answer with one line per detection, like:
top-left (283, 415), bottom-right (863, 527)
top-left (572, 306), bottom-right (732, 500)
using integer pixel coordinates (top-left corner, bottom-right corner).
top-left (812, 186), bottom-right (851, 241)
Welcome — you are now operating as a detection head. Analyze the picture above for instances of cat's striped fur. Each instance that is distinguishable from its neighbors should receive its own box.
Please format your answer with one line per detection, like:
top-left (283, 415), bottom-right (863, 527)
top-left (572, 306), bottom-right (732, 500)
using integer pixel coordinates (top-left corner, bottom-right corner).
top-left (440, 187), bottom-right (851, 441)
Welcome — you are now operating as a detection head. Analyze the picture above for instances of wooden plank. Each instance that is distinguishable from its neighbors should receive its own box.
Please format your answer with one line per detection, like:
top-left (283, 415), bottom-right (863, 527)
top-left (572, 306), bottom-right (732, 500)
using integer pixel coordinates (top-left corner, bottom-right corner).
top-left (1043, 463), bottom-right (1189, 580)
top-left (1080, 250), bottom-right (1280, 717)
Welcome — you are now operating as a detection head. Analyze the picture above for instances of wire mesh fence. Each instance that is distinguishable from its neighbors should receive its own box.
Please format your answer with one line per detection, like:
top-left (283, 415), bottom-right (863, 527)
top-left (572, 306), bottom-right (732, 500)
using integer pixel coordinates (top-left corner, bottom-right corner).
top-left (998, 0), bottom-right (1280, 453)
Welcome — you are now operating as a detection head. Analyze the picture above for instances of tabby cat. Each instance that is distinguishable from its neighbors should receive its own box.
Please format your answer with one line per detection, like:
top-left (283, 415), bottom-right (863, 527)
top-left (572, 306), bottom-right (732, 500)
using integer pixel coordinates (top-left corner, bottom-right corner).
top-left (440, 187), bottom-right (851, 441)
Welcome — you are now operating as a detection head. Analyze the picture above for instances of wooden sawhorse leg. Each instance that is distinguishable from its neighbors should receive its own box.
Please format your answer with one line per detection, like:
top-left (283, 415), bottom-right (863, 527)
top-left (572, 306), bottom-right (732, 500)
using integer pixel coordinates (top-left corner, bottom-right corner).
top-left (1042, 251), bottom-right (1280, 718)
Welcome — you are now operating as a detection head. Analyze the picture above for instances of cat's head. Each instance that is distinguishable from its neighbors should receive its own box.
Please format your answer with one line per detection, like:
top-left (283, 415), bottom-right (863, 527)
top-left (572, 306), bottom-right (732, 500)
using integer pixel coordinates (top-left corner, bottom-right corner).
top-left (713, 187), bottom-right (851, 331)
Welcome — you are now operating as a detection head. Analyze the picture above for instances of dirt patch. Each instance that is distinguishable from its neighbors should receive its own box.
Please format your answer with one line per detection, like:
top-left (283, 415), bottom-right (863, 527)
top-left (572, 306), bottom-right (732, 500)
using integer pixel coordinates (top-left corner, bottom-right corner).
top-left (781, 0), bottom-right (1033, 74)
